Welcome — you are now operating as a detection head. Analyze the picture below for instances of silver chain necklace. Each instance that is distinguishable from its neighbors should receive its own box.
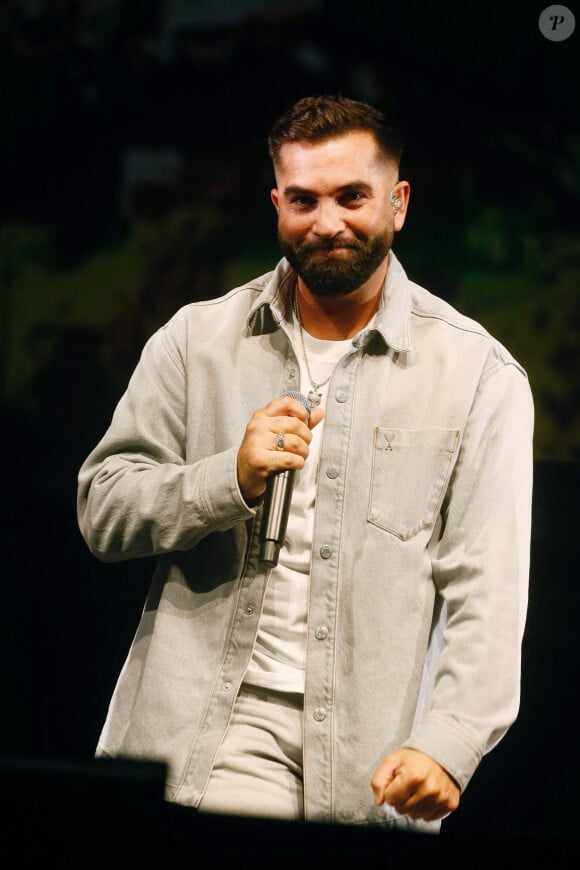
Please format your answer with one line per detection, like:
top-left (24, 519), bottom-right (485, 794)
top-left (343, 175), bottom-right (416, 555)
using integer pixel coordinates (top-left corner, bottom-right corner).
top-left (293, 283), bottom-right (335, 408)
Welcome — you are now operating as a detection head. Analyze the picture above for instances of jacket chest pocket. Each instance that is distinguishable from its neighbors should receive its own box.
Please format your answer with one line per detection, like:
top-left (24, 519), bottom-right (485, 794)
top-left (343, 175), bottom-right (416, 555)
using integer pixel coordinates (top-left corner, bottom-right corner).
top-left (368, 427), bottom-right (461, 540)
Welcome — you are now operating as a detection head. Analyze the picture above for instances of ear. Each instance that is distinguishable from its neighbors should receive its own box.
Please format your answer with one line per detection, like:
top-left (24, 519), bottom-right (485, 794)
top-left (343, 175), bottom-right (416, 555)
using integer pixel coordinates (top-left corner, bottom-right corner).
top-left (391, 181), bottom-right (410, 232)
top-left (271, 189), bottom-right (280, 213)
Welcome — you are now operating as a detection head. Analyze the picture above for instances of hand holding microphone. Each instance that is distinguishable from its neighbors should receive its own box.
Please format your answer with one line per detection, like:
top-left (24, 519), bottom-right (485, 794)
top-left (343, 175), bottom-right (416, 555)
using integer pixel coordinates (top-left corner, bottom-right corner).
top-left (259, 391), bottom-right (314, 567)
top-left (236, 391), bottom-right (325, 565)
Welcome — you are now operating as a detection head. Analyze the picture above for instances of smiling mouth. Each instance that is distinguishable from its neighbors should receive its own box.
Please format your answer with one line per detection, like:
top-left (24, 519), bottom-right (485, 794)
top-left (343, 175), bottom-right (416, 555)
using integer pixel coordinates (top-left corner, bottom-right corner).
top-left (310, 245), bottom-right (356, 255)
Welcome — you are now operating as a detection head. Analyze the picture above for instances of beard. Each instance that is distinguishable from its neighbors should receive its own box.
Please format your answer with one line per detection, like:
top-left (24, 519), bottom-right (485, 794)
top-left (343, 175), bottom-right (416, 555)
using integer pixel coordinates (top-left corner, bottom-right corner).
top-left (279, 228), bottom-right (394, 298)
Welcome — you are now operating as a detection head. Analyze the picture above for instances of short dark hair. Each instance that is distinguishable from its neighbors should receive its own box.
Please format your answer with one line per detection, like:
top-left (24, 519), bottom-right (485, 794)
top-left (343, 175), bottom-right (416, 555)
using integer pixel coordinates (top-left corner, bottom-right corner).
top-left (268, 94), bottom-right (403, 168)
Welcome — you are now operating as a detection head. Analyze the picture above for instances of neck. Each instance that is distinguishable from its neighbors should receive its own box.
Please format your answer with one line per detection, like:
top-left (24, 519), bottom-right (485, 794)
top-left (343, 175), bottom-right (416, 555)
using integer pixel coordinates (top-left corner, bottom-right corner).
top-left (295, 257), bottom-right (388, 339)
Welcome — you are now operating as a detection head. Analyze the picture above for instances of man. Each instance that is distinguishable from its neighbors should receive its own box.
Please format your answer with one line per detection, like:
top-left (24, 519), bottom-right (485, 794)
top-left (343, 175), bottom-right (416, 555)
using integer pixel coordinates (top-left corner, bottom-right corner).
top-left (77, 95), bottom-right (534, 833)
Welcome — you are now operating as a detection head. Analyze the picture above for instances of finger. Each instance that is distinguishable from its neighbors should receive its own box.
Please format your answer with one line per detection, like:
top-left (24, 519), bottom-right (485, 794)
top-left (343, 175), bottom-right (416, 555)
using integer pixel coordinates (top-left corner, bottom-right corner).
top-left (269, 396), bottom-right (325, 431)
top-left (265, 395), bottom-right (312, 423)
top-left (269, 431), bottom-right (309, 459)
top-left (371, 759), bottom-right (400, 804)
top-left (266, 416), bottom-right (315, 453)
top-left (383, 774), bottom-right (415, 811)
top-left (403, 796), bottom-right (433, 821)
top-left (387, 777), bottom-right (459, 821)
top-left (404, 794), bottom-right (454, 822)
top-left (308, 406), bottom-right (325, 429)
top-left (267, 412), bottom-right (313, 436)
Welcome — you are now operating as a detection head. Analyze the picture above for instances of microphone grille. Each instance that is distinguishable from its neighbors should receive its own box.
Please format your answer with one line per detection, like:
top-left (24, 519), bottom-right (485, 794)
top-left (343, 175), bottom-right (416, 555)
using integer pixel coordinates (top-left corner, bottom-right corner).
top-left (283, 390), bottom-right (312, 418)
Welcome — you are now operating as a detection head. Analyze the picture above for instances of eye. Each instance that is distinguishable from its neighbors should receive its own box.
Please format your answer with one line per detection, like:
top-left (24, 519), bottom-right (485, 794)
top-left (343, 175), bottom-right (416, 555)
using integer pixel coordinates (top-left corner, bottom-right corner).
top-left (339, 191), bottom-right (366, 207)
top-left (289, 195), bottom-right (316, 210)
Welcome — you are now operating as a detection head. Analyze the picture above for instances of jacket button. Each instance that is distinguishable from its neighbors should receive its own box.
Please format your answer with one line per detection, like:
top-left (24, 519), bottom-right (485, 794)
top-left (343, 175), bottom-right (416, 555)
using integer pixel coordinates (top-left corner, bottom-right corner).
top-left (320, 545), bottom-right (332, 559)
top-left (315, 626), bottom-right (328, 640)
top-left (313, 707), bottom-right (327, 722)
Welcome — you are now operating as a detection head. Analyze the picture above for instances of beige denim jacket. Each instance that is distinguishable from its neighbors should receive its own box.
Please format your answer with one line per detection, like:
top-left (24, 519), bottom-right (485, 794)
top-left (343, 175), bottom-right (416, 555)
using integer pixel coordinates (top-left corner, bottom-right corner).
top-left (77, 252), bottom-right (534, 830)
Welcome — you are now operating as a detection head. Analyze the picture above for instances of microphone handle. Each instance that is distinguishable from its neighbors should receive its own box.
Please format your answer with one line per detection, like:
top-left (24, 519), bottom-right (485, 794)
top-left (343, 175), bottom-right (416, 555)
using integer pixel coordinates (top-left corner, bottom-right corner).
top-left (258, 468), bottom-right (296, 567)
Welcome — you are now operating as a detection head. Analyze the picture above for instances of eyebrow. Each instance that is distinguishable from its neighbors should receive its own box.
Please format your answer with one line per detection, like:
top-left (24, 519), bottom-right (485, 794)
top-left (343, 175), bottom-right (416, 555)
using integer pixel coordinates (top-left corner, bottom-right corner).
top-left (282, 181), bottom-right (374, 198)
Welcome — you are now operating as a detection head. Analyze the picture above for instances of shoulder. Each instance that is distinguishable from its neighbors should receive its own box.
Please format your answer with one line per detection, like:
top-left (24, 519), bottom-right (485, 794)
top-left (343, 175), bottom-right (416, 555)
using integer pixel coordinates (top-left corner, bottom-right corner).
top-left (131, 270), bottom-right (276, 373)
top-left (156, 270), bottom-right (276, 338)
top-left (408, 280), bottom-right (528, 379)
top-left (171, 270), bottom-right (276, 323)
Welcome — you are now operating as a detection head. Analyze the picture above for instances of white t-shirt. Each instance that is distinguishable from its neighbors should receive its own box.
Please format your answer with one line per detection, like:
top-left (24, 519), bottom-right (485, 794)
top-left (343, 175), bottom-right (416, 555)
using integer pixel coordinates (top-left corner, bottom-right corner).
top-left (244, 315), bottom-right (352, 693)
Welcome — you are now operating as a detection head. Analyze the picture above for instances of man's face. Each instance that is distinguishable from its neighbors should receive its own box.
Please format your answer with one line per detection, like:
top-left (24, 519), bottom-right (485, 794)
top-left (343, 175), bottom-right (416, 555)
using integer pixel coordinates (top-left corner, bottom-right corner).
top-left (271, 131), bottom-right (406, 297)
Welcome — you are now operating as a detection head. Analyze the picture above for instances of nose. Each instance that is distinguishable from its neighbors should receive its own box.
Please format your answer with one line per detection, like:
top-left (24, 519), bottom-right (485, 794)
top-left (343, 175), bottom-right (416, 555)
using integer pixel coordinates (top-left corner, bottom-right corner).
top-left (311, 201), bottom-right (344, 238)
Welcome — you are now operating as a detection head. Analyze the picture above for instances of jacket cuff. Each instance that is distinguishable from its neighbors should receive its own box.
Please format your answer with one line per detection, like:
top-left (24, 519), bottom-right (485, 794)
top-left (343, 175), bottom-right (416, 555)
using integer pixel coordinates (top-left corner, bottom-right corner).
top-left (201, 447), bottom-right (257, 526)
top-left (404, 711), bottom-right (485, 792)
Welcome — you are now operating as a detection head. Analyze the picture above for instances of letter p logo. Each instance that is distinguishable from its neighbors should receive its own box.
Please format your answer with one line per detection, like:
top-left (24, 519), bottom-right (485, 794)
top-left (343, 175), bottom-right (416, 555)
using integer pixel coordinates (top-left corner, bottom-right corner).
top-left (539, 5), bottom-right (576, 41)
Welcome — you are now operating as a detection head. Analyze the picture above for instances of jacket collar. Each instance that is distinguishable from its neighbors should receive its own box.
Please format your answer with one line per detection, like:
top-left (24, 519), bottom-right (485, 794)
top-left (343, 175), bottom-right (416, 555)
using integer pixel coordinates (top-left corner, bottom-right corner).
top-left (247, 251), bottom-right (412, 353)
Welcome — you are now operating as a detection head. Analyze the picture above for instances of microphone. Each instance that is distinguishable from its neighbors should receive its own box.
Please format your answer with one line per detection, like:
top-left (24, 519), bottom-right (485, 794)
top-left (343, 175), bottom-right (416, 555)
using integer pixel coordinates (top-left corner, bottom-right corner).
top-left (258, 391), bottom-right (312, 567)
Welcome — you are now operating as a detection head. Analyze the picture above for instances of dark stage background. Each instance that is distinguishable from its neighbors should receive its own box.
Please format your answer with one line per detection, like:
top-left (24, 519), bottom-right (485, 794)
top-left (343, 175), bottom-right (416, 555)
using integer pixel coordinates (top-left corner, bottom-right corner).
top-left (1, 0), bottom-right (578, 857)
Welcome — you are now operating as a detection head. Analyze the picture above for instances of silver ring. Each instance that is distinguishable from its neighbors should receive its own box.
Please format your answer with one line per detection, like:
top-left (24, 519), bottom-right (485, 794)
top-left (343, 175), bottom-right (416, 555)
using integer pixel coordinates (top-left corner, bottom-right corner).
top-left (275, 432), bottom-right (285, 451)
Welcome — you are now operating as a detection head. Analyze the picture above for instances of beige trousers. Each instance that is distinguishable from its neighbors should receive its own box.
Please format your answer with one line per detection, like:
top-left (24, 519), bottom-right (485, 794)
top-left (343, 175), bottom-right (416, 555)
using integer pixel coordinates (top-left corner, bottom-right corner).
top-left (197, 684), bottom-right (304, 821)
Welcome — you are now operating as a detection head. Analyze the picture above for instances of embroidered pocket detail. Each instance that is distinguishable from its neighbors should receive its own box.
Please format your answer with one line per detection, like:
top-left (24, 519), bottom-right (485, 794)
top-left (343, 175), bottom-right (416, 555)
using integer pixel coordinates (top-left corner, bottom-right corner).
top-left (368, 427), bottom-right (461, 540)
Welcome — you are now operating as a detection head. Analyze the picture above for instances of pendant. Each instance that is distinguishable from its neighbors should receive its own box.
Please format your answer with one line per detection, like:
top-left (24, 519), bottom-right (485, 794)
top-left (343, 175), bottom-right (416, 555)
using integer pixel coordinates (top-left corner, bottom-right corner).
top-left (307, 389), bottom-right (322, 408)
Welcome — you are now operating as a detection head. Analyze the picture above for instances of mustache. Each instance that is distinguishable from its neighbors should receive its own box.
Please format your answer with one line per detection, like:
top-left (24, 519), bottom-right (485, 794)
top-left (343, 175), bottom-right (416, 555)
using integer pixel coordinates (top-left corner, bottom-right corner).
top-left (298, 239), bottom-right (362, 253)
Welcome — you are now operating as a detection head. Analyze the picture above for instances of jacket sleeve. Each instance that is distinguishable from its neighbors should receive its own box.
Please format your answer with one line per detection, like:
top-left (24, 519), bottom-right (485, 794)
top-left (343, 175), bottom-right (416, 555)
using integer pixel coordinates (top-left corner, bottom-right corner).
top-left (76, 319), bottom-right (255, 562)
top-left (405, 352), bottom-right (534, 791)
